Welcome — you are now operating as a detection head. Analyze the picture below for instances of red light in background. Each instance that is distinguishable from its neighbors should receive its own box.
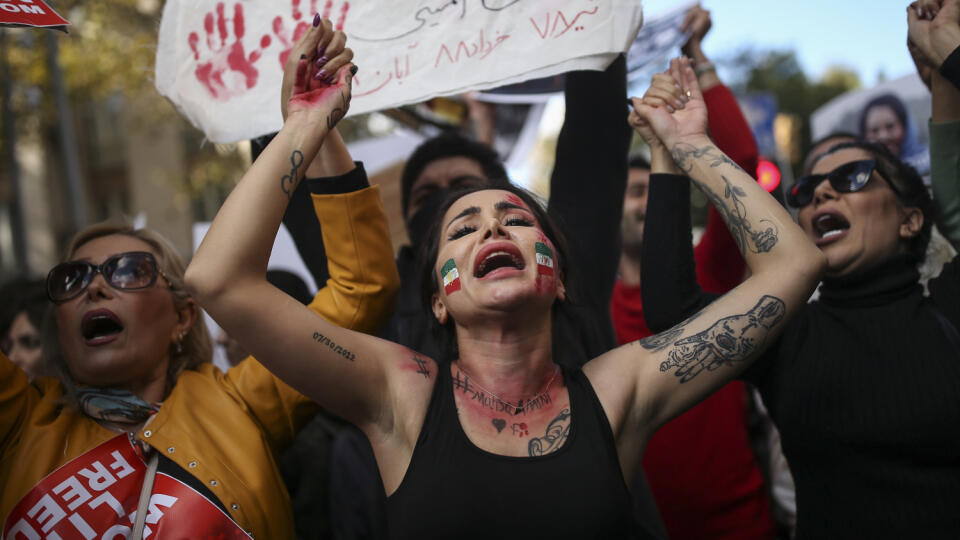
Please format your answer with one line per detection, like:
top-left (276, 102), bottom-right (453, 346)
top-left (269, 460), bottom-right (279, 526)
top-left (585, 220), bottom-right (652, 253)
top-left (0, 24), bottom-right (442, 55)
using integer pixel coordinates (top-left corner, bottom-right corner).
top-left (756, 159), bottom-right (781, 192)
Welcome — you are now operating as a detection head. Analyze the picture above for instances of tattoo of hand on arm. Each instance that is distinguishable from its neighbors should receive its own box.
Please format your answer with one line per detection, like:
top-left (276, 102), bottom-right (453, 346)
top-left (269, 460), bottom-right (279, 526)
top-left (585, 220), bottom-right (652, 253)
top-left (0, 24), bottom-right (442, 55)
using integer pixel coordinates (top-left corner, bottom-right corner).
top-left (658, 295), bottom-right (786, 383)
top-left (281, 150), bottom-right (304, 199)
top-left (638, 327), bottom-right (684, 352)
top-left (528, 408), bottom-right (571, 456)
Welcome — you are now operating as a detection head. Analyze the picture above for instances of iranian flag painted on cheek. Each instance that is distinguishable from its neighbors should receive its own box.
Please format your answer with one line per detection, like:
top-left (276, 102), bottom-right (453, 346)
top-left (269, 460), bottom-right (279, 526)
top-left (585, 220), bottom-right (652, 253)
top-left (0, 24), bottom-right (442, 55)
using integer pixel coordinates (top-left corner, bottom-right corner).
top-left (442, 259), bottom-right (461, 295)
top-left (535, 242), bottom-right (554, 276)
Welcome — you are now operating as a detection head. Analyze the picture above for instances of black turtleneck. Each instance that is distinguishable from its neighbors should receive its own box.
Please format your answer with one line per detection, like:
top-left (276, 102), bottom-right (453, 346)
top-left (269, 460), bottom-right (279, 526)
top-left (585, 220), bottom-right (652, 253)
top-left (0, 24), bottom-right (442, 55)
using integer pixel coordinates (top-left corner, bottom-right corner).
top-left (741, 254), bottom-right (960, 538)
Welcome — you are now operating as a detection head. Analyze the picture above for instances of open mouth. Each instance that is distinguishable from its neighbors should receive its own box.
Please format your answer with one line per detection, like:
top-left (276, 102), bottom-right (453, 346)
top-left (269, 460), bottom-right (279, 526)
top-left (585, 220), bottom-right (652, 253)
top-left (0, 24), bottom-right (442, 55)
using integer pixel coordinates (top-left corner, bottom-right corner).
top-left (813, 212), bottom-right (850, 240)
top-left (474, 243), bottom-right (526, 278)
top-left (81, 309), bottom-right (125, 344)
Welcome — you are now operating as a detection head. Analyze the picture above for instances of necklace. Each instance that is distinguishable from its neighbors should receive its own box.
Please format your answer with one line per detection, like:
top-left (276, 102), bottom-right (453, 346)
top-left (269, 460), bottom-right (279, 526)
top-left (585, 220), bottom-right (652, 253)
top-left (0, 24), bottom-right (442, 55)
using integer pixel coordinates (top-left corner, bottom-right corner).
top-left (455, 363), bottom-right (561, 416)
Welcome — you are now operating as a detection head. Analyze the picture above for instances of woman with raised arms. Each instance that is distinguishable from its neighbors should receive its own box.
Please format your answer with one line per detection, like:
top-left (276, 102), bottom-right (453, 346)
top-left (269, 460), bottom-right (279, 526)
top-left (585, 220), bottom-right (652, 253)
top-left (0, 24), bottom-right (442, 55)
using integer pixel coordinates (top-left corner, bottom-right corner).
top-left (186, 22), bottom-right (825, 538)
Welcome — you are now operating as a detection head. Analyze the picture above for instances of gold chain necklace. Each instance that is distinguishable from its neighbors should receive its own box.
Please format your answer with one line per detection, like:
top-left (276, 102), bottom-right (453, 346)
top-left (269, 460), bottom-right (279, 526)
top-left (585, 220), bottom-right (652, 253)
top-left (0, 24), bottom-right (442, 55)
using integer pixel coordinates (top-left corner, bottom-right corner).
top-left (455, 363), bottom-right (561, 415)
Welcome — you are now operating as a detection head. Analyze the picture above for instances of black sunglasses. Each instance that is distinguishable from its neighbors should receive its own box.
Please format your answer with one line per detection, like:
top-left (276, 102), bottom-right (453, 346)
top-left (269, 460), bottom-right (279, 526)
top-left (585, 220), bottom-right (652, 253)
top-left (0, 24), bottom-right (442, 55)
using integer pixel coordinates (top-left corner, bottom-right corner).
top-left (787, 159), bottom-right (903, 208)
top-left (46, 251), bottom-right (169, 304)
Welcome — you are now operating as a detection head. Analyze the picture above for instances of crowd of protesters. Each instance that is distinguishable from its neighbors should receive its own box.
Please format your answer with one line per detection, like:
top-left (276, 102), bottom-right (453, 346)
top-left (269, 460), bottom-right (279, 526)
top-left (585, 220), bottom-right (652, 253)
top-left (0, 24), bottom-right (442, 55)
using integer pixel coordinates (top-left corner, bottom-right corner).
top-left (2, 2), bottom-right (959, 539)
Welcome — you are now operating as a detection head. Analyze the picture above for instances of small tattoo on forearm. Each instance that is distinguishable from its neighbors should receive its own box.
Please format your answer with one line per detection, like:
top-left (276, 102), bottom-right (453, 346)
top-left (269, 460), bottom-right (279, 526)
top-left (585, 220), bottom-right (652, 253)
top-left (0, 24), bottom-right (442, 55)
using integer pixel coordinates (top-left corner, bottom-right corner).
top-left (327, 90), bottom-right (348, 130)
top-left (657, 295), bottom-right (786, 383)
top-left (528, 408), bottom-right (571, 456)
top-left (281, 150), bottom-right (304, 199)
top-left (312, 331), bottom-right (355, 361)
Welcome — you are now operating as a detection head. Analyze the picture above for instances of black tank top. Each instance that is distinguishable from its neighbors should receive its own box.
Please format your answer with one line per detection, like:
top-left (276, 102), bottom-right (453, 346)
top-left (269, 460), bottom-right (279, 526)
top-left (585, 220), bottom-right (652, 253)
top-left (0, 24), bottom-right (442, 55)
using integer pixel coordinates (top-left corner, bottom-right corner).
top-left (386, 364), bottom-right (637, 539)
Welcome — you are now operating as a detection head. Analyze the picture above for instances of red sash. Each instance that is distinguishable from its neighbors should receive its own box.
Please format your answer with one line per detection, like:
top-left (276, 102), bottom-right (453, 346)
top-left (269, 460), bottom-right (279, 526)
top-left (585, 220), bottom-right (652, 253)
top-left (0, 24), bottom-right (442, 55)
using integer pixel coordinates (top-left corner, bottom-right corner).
top-left (4, 434), bottom-right (250, 539)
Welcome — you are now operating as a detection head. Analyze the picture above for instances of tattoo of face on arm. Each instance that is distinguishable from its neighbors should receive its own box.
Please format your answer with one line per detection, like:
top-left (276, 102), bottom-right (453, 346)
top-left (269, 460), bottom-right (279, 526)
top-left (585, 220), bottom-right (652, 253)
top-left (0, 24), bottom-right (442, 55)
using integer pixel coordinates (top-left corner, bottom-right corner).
top-left (528, 408), bottom-right (571, 456)
top-left (312, 331), bottom-right (356, 361)
top-left (281, 150), bottom-right (304, 199)
top-left (658, 295), bottom-right (786, 383)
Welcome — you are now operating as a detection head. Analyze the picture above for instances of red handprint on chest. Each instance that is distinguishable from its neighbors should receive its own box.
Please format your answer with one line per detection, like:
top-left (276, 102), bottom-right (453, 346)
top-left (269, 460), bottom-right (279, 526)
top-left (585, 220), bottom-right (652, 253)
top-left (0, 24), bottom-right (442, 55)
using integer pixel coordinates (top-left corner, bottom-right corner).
top-left (188, 2), bottom-right (271, 100)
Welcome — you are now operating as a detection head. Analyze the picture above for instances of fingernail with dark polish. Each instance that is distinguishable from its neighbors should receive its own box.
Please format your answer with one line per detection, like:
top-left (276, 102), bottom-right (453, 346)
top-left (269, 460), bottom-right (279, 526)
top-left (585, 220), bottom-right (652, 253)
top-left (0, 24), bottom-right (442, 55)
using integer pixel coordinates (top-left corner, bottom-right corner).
top-left (326, 75), bottom-right (336, 84)
top-left (317, 46), bottom-right (325, 57)
top-left (313, 13), bottom-right (321, 27)
top-left (350, 65), bottom-right (358, 75)
top-left (316, 55), bottom-right (328, 67)
top-left (314, 69), bottom-right (327, 80)
top-left (300, 54), bottom-right (307, 60)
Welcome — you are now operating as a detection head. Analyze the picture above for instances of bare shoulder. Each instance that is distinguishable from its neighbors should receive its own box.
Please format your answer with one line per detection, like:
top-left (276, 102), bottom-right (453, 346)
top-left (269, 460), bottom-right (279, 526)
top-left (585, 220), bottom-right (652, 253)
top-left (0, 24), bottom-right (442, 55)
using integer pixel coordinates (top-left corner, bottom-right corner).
top-left (582, 346), bottom-right (654, 442)
top-left (378, 344), bottom-right (440, 444)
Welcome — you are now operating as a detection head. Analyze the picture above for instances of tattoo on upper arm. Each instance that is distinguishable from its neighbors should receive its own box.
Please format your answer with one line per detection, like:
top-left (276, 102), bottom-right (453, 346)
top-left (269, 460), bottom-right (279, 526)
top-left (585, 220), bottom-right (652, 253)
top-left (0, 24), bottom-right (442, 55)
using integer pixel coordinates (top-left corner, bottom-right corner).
top-left (657, 295), bottom-right (786, 383)
top-left (528, 408), bottom-right (571, 456)
top-left (281, 150), bottom-right (304, 199)
top-left (312, 331), bottom-right (356, 361)
top-left (412, 355), bottom-right (431, 379)
top-left (638, 327), bottom-right (684, 352)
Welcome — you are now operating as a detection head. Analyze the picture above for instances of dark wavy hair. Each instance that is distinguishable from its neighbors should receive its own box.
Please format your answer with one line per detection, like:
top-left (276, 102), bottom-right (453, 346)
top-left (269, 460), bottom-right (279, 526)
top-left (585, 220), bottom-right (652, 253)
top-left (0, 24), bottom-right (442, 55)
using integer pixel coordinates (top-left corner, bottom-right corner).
top-left (401, 132), bottom-right (509, 218)
top-left (813, 140), bottom-right (932, 262)
top-left (417, 184), bottom-right (582, 364)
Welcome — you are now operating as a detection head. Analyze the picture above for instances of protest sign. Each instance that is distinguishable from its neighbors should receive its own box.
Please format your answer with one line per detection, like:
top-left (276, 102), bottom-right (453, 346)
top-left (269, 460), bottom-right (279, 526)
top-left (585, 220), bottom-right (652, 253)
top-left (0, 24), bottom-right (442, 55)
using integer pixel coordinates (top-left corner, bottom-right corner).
top-left (0, 0), bottom-right (69, 29)
top-left (156, 0), bottom-right (644, 143)
top-left (4, 435), bottom-right (249, 539)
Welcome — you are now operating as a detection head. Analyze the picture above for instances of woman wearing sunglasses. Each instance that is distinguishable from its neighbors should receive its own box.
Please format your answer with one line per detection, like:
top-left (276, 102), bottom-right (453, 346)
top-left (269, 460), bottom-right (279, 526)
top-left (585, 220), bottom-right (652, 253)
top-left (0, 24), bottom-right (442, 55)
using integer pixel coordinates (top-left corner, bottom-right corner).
top-left (640, 122), bottom-right (960, 534)
top-left (0, 34), bottom-right (396, 537)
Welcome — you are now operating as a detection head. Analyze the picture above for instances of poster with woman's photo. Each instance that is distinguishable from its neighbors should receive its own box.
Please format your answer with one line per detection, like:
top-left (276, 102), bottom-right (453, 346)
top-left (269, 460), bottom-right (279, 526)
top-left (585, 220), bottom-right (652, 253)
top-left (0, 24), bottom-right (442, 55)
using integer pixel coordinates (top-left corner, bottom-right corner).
top-left (811, 73), bottom-right (931, 182)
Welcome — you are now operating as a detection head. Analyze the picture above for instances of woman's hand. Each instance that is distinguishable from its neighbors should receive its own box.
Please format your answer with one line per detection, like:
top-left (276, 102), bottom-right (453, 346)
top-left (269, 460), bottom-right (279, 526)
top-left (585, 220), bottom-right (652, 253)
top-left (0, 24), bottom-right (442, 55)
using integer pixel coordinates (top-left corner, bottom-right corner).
top-left (630, 57), bottom-right (708, 148)
top-left (281, 17), bottom-right (354, 120)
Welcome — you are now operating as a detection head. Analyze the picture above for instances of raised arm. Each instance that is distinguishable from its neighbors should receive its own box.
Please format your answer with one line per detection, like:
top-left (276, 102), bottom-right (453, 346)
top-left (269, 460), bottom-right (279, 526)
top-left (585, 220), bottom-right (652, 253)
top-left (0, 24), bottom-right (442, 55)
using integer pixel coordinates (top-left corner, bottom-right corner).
top-left (910, 0), bottom-right (960, 248)
top-left (186, 22), bottom-right (412, 433)
top-left (547, 55), bottom-right (630, 359)
top-left (590, 59), bottom-right (824, 436)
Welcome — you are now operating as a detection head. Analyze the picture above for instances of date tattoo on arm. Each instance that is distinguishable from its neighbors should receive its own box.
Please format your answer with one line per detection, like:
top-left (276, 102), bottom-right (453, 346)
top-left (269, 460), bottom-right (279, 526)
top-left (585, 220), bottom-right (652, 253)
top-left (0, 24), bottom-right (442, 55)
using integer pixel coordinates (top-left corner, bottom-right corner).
top-left (655, 295), bottom-right (785, 383)
top-left (669, 143), bottom-right (779, 254)
top-left (312, 331), bottom-right (356, 361)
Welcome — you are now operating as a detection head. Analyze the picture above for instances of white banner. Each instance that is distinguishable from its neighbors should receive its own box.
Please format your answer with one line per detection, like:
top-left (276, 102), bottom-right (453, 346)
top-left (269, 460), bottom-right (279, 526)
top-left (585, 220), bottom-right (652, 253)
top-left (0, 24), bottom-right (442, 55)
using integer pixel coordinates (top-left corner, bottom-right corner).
top-left (156, 0), bottom-right (644, 143)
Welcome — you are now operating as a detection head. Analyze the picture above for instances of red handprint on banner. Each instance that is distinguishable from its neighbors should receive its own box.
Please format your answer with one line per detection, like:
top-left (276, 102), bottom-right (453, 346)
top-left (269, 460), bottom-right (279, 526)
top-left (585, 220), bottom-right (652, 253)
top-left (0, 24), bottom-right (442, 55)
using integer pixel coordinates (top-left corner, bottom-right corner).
top-left (272, 0), bottom-right (351, 67)
top-left (188, 2), bottom-right (272, 101)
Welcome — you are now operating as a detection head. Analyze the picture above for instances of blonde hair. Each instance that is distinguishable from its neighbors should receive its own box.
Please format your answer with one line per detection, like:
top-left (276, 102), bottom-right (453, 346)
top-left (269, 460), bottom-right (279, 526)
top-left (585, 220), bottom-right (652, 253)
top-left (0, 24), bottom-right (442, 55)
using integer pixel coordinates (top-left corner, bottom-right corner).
top-left (44, 222), bottom-right (212, 400)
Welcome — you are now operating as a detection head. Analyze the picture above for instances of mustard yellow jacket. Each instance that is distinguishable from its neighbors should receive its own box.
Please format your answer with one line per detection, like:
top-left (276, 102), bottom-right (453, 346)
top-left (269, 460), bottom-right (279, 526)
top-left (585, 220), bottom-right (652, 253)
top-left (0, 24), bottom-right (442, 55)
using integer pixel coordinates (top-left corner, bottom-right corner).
top-left (0, 185), bottom-right (399, 539)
